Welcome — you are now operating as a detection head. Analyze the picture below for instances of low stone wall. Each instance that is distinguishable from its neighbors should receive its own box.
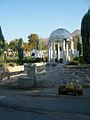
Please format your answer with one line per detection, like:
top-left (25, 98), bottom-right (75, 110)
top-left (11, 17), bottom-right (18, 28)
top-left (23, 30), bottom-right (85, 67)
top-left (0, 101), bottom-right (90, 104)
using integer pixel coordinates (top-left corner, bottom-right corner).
top-left (0, 65), bottom-right (24, 80)
top-left (7, 66), bottom-right (24, 73)
top-left (58, 65), bottom-right (90, 83)
top-left (24, 62), bottom-right (46, 76)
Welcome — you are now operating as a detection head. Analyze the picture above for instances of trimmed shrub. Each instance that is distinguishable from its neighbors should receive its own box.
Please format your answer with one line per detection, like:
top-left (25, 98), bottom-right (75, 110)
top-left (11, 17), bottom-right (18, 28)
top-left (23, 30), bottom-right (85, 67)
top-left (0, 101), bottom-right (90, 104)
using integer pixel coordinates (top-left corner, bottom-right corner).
top-left (67, 61), bottom-right (79, 65)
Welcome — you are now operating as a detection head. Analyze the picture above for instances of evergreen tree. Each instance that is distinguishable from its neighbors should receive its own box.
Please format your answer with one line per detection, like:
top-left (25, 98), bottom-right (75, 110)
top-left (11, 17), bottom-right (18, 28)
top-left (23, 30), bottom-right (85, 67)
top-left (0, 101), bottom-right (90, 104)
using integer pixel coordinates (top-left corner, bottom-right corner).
top-left (9, 39), bottom-right (19, 52)
top-left (77, 36), bottom-right (82, 56)
top-left (0, 26), bottom-right (5, 59)
top-left (17, 38), bottom-right (24, 65)
top-left (81, 9), bottom-right (90, 64)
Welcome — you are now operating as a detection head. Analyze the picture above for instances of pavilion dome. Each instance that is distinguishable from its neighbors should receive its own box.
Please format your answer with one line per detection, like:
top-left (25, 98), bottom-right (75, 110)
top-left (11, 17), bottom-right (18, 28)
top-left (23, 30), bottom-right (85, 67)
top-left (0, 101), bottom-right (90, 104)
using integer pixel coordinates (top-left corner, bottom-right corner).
top-left (49, 28), bottom-right (71, 43)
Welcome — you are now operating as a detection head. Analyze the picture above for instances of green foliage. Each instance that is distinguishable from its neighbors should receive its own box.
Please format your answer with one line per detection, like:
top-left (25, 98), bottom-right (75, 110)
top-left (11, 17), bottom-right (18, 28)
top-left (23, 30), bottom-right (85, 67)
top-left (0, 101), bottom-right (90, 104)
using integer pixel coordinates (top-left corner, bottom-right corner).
top-left (17, 38), bottom-right (24, 65)
top-left (37, 38), bottom-right (42, 51)
top-left (0, 26), bottom-right (5, 49)
top-left (9, 39), bottom-right (19, 51)
top-left (82, 82), bottom-right (90, 88)
top-left (79, 56), bottom-right (83, 64)
top-left (42, 44), bottom-right (48, 50)
top-left (28, 33), bottom-right (39, 50)
top-left (67, 61), bottom-right (79, 65)
top-left (28, 34), bottom-right (44, 51)
top-left (44, 57), bottom-right (48, 62)
top-left (81, 9), bottom-right (90, 64)
top-left (6, 56), bottom-right (18, 64)
top-left (74, 57), bottom-right (79, 61)
top-left (0, 26), bottom-right (5, 58)
top-left (4, 41), bottom-right (9, 51)
top-left (73, 56), bottom-right (83, 64)
top-left (22, 57), bottom-right (45, 63)
top-left (35, 58), bottom-right (44, 62)
top-left (7, 62), bottom-right (17, 67)
top-left (23, 42), bottom-right (31, 51)
top-left (0, 63), bottom-right (4, 67)
top-left (77, 36), bottom-right (82, 56)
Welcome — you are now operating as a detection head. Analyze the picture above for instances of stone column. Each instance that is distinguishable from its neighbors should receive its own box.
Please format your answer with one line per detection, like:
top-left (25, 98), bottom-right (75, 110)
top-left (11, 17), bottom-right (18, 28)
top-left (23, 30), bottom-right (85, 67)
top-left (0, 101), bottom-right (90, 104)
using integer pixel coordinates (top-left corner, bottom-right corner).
top-left (48, 44), bottom-right (51, 62)
top-left (63, 40), bottom-right (65, 51)
top-left (71, 40), bottom-right (74, 54)
top-left (66, 42), bottom-right (69, 60)
top-left (50, 43), bottom-right (52, 61)
top-left (52, 42), bottom-right (55, 62)
top-left (63, 40), bottom-right (65, 62)
top-left (58, 42), bottom-right (60, 61)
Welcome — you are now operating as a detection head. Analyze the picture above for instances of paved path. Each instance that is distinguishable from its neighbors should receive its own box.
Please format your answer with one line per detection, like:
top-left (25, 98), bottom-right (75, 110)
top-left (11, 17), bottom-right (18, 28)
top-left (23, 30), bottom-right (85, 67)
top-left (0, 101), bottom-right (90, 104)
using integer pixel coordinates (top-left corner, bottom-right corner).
top-left (0, 88), bottom-right (90, 115)
top-left (0, 106), bottom-right (90, 120)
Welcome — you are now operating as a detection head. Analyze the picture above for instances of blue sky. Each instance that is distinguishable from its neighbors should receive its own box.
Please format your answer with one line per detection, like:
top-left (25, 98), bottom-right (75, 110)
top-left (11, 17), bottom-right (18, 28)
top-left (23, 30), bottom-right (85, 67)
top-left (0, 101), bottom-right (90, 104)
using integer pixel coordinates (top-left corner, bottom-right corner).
top-left (0, 0), bottom-right (89, 42)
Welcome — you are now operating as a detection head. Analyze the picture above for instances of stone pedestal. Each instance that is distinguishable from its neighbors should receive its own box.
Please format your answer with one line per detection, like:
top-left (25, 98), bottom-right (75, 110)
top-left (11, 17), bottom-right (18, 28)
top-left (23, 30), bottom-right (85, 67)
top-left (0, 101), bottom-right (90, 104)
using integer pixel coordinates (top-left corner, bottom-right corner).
top-left (24, 63), bottom-right (36, 77)
top-left (18, 63), bottom-right (46, 89)
top-left (18, 63), bottom-right (36, 89)
top-left (18, 76), bottom-right (35, 88)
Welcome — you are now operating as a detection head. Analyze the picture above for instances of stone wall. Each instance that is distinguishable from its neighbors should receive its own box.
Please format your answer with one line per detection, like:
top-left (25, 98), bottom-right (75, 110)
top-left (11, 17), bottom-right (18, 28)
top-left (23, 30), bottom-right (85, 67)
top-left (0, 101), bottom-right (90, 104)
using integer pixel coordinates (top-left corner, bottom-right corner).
top-left (58, 65), bottom-right (90, 84)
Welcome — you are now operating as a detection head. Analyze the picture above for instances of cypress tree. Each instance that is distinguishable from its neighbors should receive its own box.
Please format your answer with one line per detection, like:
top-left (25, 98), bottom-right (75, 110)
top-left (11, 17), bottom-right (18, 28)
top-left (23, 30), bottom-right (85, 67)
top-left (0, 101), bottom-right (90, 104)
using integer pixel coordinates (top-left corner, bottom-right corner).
top-left (0, 26), bottom-right (5, 59)
top-left (81, 9), bottom-right (90, 64)
top-left (17, 38), bottom-right (24, 65)
top-left (77, 36), bottom-right (82, 56)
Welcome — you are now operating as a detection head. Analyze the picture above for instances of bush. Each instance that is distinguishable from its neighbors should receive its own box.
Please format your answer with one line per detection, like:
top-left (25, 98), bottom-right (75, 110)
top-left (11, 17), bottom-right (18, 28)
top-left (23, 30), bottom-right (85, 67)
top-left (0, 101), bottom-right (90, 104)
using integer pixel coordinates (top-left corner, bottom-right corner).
top-left (74, 57), bottom-right (79, 61)
top-left (82, 82), bottom-right (90, 88)
top-left (73, 56), bottom-right (83, 64)
top-left (67, 61), bottom-right (79, 65)
top-left (7, 63), bottom-right (17, 67)
top-left (36, 58), bottom-right (43, 62)
top-left (6, 56), bottom-right (18, 63)
top-left (16, 57), bottom-right (46, 64)
top-left (59, 58), bottom-right (63, 63)
top-left (22, 58), bottom-right (31, 63)
top-left (44, 57), bottom-right (48, 62)
top-left (79, 56), bottom-right (83, 64)
top-left (0, 63), bottom-right (4, 67)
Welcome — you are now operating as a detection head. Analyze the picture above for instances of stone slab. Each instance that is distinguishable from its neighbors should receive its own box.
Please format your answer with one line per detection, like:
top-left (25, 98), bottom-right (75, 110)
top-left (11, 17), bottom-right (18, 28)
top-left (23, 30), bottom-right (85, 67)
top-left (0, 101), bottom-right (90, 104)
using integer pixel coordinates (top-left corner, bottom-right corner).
top-left (18, 76), bottom-right (35, 89)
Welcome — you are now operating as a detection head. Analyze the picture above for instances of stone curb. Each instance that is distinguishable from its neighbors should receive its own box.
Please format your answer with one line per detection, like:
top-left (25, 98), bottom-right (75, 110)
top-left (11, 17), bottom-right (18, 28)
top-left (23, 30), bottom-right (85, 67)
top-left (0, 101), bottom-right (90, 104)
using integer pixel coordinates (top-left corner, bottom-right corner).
top-left (20, 90), bottom-right (90, 99)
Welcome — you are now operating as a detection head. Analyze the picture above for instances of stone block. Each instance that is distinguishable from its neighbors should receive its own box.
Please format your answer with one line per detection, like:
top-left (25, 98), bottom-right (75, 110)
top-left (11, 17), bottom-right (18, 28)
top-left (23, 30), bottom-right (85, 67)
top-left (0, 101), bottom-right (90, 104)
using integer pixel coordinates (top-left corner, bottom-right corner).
top-left (24, 63), bottom-right (36, 77)
top-left (18, 76), bottom-right (35, 89)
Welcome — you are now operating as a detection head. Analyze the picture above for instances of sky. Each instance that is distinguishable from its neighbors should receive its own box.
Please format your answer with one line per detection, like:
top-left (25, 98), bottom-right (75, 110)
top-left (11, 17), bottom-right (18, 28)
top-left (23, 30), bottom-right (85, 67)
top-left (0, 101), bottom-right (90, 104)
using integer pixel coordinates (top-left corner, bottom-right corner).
top-left (0, 0), bottom-right (89, 42)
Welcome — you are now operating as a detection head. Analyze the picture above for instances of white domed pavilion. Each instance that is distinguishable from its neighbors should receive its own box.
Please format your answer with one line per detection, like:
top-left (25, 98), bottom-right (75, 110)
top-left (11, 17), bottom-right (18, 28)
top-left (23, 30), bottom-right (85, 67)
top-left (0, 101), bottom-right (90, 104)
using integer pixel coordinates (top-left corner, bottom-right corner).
top-left (48, 28), bottom-right (74, 63)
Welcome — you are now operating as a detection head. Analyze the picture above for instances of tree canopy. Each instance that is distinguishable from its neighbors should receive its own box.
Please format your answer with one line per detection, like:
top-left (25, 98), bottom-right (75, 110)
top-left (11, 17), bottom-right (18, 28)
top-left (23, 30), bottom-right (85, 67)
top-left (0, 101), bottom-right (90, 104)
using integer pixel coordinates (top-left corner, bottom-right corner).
top-left (28, 33), bottom-right (43, 51)
top-left (23, 42), bottom-right (31, 51)
top-left (9, 39), bottom-right (19, 51)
